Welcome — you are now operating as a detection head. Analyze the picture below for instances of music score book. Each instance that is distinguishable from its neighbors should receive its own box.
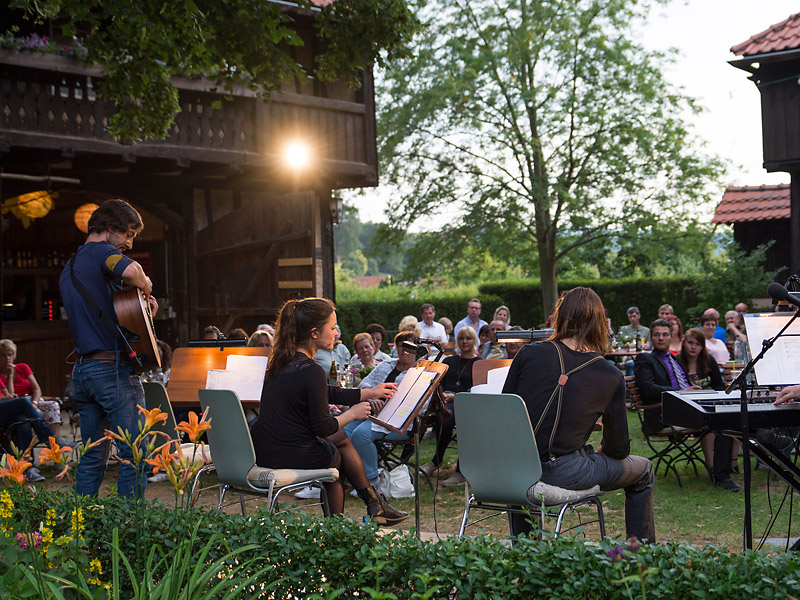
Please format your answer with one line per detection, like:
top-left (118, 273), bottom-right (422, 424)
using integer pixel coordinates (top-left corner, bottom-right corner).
top-left (369, 360), bottom-right (448, 434)
top-left (205, 354), bottom-right (268, 402)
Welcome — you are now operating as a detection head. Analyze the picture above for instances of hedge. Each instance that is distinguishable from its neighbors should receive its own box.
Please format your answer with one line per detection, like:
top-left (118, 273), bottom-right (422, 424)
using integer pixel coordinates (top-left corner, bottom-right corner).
top-left (1, 489), bottom-right (797, 599)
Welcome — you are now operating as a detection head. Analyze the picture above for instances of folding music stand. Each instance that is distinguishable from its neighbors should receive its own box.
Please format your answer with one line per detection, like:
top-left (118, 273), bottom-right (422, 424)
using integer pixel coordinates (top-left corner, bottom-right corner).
top-left (369, 359), bottom-right (448, 535)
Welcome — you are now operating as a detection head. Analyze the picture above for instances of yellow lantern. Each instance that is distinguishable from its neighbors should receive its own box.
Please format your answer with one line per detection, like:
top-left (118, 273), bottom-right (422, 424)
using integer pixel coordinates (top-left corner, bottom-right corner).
top-left (0, 190), bottom-right (56, 228)
top-left (74, 203), bottom-right (100, 233)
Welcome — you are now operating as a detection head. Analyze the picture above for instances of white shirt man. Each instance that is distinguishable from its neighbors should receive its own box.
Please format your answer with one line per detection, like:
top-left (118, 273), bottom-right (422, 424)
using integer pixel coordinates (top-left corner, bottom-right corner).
top-left (419, 303), bottom-right (449, 344)
top-left (454, 298), bottom-right (488, 340)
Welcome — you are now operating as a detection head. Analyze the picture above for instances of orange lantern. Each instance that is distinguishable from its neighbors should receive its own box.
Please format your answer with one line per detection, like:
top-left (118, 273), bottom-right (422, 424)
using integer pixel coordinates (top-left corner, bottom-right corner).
top-left (16, 190), bottom-right (55, 219)
top-left (74, 203), bottom-right (100, 233)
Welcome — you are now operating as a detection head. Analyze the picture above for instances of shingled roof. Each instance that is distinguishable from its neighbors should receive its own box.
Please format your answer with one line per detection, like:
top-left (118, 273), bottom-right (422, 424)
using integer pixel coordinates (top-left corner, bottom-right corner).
top-left (712, 184), bottom-right (790, 224)
top-left (731, 12), bottom-right (800, 56)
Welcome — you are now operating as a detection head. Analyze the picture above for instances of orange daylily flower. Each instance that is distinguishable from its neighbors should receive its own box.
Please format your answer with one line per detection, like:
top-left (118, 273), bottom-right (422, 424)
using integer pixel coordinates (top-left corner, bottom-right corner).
top-left (39, 436), bottom-right (73, 465)
top-left (0, 454), bottom-right (33, 484)
top-left (176, 408), bottom-right (211, 442)
top-left (138, 405), bottom-right (168, 430)
top-left (144, 443), bottom-right (178, 475)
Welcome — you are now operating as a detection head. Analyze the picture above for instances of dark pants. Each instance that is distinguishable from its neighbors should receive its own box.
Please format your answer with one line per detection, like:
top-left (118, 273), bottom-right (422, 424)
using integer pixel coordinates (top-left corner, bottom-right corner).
top-left (509, 447), bottom-right (655, 542)
top-left (712, 433), bottom-right (734, 482)
top-left (0, 396), bottom-right (55, 451)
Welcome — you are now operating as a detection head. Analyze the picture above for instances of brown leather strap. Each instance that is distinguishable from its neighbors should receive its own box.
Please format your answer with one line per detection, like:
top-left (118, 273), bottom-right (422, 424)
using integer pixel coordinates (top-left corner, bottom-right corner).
top-left (80, 351), bottom-right (120, 362)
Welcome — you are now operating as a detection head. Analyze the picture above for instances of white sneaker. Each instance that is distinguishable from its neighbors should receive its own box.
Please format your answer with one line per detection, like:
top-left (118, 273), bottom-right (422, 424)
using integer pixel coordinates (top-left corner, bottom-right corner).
top-left (148, 472), bottom-right (168, 483)
top-left (24, 466), bottom-right (45, 483)
top-left (294, 486), bottom-right (321, 499)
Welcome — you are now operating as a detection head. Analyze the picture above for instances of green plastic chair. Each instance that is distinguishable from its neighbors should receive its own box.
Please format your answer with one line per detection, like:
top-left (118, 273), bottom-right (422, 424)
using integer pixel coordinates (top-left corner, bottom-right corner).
top-left (198, 388), bottom-right (338, 516)
top-left (454, 392), bottom-right (605, 539)
top-left (142, 381), bottom-right (213, 505)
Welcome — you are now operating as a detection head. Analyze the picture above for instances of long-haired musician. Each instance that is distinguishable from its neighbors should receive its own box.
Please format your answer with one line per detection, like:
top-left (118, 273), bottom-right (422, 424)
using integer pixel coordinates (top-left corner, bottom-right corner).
top-left (502, 287), bottom-right (655, 541)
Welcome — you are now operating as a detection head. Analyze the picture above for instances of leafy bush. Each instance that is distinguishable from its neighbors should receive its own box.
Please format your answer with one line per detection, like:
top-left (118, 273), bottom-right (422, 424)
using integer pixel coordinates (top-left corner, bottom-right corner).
top-left (0, 489), bottom-right (797, 598)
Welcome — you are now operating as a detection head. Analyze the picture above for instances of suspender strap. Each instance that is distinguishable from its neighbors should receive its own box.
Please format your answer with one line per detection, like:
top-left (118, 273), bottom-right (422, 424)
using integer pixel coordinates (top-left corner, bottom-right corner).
top-left (532, 341), bottom-right (605, 461)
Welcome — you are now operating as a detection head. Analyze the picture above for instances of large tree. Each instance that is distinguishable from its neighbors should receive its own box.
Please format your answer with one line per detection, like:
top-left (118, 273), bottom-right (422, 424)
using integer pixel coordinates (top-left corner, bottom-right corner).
top-left (6, 0), bottom-right (418, 141)
top-left (377, 0), bottom-right (722, 312)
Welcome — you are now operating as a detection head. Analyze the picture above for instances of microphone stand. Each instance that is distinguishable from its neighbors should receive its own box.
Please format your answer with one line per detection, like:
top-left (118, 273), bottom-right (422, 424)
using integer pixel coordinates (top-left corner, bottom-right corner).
top-left (725, 309), bottom-right (800, 550)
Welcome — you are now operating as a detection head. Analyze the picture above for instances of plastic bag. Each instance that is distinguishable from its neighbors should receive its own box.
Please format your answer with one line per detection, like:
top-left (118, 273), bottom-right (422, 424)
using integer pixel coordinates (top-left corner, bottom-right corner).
top-left (377, 464), bottom-right (415, 498)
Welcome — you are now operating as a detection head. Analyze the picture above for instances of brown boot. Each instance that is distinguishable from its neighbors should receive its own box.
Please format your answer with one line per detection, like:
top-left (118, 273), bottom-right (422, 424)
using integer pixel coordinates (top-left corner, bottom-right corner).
top-left (356, 486), bottom-right (409, 525)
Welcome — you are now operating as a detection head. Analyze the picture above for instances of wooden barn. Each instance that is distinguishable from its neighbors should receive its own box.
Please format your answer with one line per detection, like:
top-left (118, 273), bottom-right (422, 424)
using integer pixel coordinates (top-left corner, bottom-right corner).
top-left (730, 12), bottom-right (800, 276)
top-left (0, 9), bottom-right (379, 395)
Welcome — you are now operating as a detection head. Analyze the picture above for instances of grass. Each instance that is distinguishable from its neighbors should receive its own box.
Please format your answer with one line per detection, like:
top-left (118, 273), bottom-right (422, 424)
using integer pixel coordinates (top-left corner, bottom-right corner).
top-left (36, 411), bottom-right (798, 553)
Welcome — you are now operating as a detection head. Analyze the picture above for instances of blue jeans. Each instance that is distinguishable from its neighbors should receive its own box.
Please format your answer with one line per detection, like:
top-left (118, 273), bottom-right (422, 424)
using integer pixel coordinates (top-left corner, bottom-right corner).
top-left (0, 396), bottom-right (55, 451)
top-left (344, 419), bottom-right (410, 481)
top-left (71, 357), bottom-right (146, 498)
top-left (509, 446), bottom-right (655, 542)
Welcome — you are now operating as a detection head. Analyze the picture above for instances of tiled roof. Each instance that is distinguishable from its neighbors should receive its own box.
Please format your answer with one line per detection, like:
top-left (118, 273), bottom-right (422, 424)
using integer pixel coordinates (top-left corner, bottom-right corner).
top-left (712, 184), bottom-right (790, 224)
top-left (731, 12), bottom-right (800, 56)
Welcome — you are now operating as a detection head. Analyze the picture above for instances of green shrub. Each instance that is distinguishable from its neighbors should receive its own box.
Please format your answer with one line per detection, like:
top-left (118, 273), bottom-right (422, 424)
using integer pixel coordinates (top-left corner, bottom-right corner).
top-left (1, 489), bottom-right (797, 599)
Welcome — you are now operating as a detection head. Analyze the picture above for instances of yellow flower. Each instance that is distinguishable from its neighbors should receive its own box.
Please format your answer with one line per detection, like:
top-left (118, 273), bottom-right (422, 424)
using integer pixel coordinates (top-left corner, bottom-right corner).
top-left (0, 454), bottom-right (33, 484)
top-left (71, 508), bottom-right (84, 540)
top-left (0, 490), bottom-right (13, 519)
top-left (45, 509), bottom-right (56, 529)
top-left (176, 408), bottom-right (211, 442)
top-left (89, 558), bottom-right (102, 575)
top-left (138, 404), bottom-right (168, 431)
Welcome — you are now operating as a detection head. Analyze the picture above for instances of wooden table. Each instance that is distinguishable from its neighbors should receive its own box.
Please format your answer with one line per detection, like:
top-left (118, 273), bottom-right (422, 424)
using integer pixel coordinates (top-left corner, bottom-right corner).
top-left (166, 346), bottom-right (269, 410)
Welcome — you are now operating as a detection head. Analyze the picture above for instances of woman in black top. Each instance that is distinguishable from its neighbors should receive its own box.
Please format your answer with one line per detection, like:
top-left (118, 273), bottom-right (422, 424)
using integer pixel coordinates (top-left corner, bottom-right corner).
top-left (251, 297), bottom-right (407, 523)
top-left (502, 287), bottom-right (655, 541)
top-left (421, 325), bottom-right (480, 485)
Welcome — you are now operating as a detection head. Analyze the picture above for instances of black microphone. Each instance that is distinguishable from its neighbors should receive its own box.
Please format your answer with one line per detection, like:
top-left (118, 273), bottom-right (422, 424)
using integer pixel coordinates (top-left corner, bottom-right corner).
top-left (767, 282), bottom-right (800, 309)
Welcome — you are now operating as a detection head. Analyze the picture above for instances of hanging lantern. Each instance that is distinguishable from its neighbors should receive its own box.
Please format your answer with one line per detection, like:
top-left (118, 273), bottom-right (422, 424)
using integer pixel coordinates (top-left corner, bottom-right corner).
top-left (0, 190), bottom-right (56, 229)
top-left (74, 203), bottom-right (99, 233)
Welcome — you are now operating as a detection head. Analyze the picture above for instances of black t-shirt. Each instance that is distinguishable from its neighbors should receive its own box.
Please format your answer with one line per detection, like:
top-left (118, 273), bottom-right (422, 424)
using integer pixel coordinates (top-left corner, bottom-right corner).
top-left (251, 353), bottom-right (360, 469)
top-left (441, 355), bottom-right (479, 393)
top-left (502, 341), bottom-right (629, 461)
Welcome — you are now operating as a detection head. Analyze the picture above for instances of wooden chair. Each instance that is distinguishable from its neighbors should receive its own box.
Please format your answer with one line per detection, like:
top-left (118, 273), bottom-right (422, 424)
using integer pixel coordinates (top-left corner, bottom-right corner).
top-left (455, 392), bottom-right (605, 539)
top-left (471, 359), bottom-right (513, 386)
top-left (625, 376), bottom-right (709, 487)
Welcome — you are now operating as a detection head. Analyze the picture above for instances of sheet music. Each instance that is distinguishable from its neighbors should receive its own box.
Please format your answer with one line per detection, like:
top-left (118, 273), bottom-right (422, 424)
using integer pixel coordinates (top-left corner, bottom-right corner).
top-left (470, 366), bottom-right (511, 394)
top-left (205, 354), bottom-right (268, 401)
top-left (374, 367), bottom-right (437, 430)
top-left (743, 312), bottom-right (800, 385)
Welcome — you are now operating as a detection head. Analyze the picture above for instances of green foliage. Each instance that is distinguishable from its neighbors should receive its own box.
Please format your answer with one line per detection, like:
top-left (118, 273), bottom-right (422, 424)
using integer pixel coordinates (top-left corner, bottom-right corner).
top-left (7, 0), bottom-right (419, 141)
top-left (1, 489), bottom-right (798, 599)
top-left (376, 0), bottom-right (724, 311)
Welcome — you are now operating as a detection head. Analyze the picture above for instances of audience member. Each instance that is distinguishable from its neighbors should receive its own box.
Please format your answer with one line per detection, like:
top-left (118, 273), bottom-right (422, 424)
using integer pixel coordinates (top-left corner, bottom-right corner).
top-left (349, 333), bottom-right (378, 369)
top-left (619, 306), bottom-right (650, 344)
top-left (454, 298), bottom-right (488, 340)
top-left (493, 305), bottom-right (511, 325)
top-left (227, 327), bottom-right (248, 340)
top-left (439, 317), bottom-right (454, 343)
top-left (142, 340), bottom-right (173, 385)
top-left (314, 324), bottom-right (351, 373)
top-left (680, 328), bottom-right (736, 491)
top-left (250, 297), bottom-right (407, 524)
top-left (634, 319), bottom-right (700, 436)
top-left (247, 330), bottom-right (273, 355)
top-left (701, 314), bottom-right (730, 364)
top-left (202, 325), bottom-right (221, 340)
top-left (0, 339), bottom-right (65, 438)
top-left (665, 315), bottom-right (683, 355)
top-left (505, 325), bottom-right (527, 359)
top-left (477, 324), bottom-right (493, 358)
top-left (702, 308), bottom-right (728, 343)
top-left (483, 319), bottom-right (508, 359)
top-left (504, 287), bottom-right (654, 541)
top-left (392, 316), bottom-right (421, 357)
top-left (725, 310), bottom-right (747, 353)
top-left (658, 304), bottom-right (674, 320)
top-left (256, 323), bottom-right (276, 336)
top-left (423, 325), bottom-right (480, 486)
top-left (419, 303), bottom-right (449, 344)
top-left (364, 323), bottom-right (391, 362)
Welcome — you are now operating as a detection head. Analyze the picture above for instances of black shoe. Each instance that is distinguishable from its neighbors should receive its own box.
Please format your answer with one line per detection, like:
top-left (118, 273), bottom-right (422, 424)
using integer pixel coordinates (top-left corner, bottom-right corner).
top-left (730, 465), bottom-right (739, 475)
top-left (755, 429), bottom-right (794, 452)
top-left (715, 478), bottom-right (739, 492)
top-left (357, 486), bottom-right (409, 525)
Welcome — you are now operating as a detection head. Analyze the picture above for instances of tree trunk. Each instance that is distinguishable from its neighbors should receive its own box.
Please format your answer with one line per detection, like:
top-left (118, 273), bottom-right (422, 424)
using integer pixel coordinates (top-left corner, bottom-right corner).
top-left (537, 226), bottom-right (559, 319)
